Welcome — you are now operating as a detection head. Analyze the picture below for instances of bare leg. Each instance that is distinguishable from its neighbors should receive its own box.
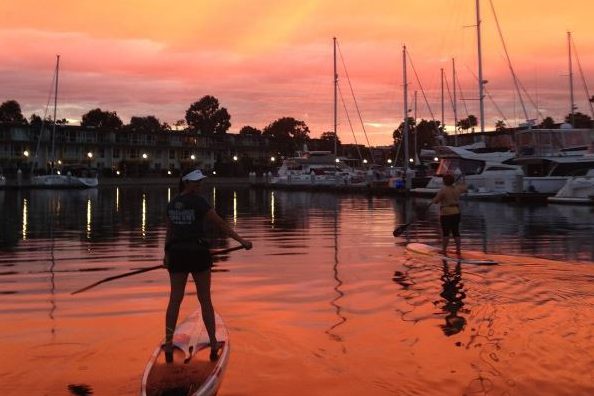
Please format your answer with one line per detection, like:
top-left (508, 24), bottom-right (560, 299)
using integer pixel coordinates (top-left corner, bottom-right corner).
top-left (191, 270), bottom-right (220, 360)
top-left (165, 272), bottom-right (189, 361)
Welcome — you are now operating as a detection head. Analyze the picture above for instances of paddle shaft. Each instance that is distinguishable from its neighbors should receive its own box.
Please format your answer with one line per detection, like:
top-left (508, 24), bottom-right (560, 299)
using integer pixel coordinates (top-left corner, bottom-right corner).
top-left (71, 245), bottom-right (245, 295)
top-left (393, 202), bottom-right (432, 237)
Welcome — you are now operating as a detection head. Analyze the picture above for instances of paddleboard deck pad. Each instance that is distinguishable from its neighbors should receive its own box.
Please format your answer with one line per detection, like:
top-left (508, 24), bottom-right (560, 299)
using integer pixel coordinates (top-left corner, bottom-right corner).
top-left (141, 310), bottom-right (230, 396)
top-left (406, 243), bottom-right (498, 266)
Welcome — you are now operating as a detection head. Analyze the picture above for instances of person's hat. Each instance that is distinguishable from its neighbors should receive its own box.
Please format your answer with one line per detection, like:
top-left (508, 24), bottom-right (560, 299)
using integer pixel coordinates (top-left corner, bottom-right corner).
top-left (181, 169), bottom-right (207, 182)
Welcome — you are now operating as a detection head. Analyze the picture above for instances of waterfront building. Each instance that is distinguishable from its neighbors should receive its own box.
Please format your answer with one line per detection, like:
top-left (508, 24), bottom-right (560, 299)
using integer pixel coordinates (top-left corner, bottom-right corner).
top-left (0, 123), bottom-right (273, 177)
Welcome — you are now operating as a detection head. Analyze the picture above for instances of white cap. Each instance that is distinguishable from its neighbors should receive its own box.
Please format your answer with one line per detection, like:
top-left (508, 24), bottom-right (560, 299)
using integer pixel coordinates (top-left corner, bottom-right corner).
top-left (181, 169), bottom-right (207, 182)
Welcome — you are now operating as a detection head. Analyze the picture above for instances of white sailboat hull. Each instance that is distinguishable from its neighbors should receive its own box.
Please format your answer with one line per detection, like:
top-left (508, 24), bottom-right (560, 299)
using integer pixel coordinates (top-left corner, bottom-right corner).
top-left (31, 174), bottom-right (98, 188)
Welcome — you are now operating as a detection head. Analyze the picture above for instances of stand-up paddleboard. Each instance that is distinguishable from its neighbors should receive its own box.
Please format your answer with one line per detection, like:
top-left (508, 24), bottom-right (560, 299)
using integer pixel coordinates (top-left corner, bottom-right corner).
top-left (406, 243), bottom-right (498, 266)
top-left (141, 310), bottom-right (230, 396)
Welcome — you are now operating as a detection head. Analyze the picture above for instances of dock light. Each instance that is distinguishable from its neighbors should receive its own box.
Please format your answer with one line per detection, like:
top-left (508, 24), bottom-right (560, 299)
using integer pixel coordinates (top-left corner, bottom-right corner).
top-left (87, 152), bottom-right (93, 159)
top-left (167, 170), bottom-right (172, 175)
top-left (434, 157), bottom-right (439, 162)
top-left (116, 170), bottom-right (121, 176)
top-left (270, 156), bottom-right (276, 162)
top-left (363, 159), bottom-right (368, 164)
top-left (409, 158), bottom-right (414, 163)
top-left (335, 158), bottom-right (340, 163)
top-left (23, 150), bottom-right (30, 157)
top-left (387, 159), bottom-right (392, 164)
top-left (233, 155), bottom-right (238, 161)
top-left (190, 154), bottom-right (196, 160)
top-left (57, 160), bottom-right (62, 165)
top-left (57, 170), bottom-right (61, 175)
top-left (142, 153), bottom-right (148, 159)
top-left (213, 170), bottom-right (217, 175)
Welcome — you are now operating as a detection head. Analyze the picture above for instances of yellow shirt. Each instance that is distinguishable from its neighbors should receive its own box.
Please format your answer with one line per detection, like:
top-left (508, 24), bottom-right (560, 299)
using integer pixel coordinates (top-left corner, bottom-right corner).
top-left (432, 184), bottom-right (467, 216)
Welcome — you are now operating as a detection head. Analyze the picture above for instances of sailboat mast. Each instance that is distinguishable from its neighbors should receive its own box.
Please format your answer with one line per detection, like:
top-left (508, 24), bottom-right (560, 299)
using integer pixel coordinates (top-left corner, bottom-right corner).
top-left (476, 0), bottom-right (485, 133)
top-left (333, 37), bottom-right (338, 156)
top-left (568, 31), bottom-right (575, 126)
top-left (452, 58), bottom-right (458, 146)
top-left (402, 45), bottom-right (409, 176)
top-left (441, 68), bottom-right (445, 135)
top-left (51, 55), bottom-right (60, 171)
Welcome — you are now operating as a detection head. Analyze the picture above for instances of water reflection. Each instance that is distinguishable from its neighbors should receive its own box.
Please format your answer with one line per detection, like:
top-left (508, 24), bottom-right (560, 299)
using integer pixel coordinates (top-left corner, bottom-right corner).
top-left (438, 260), bottom-right (467, 336)
top-left (326, 206), bottom-right (346, 341)
top-left (22, 197), bottom-right (28, 240)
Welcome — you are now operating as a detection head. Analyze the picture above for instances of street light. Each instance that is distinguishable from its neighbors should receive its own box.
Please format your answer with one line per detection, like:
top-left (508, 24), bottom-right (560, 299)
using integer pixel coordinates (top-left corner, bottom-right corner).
top-left (23, 150), bottom-right (30, 157)
top-left (87, 152), bottom-right (93, 159)
top-left (335, 158), bottom-right (340, 163)
top-left (190, 154), bottom-right (196, 160)
top-left (434, 157), bottom-right (439, 162)
top-left (409, 158), bottom-right (414, 163)
top-left (142, 153), bottom-right (148, 159)
top-left (363, 159), bottom-right (368, 164)
top-left (387, 159), bottom-right (392, 164)
top-left (270, 156), bottom-right (275, 162)
top-left (167, 170), bottom-right (172, 175)
top-left (232, 155), bottom-right (238, 161)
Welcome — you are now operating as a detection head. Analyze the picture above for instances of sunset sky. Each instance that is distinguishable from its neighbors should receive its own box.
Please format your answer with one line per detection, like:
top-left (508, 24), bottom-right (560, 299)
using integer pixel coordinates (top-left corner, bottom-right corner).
top-left (1, 0), bottom-right (593, 146)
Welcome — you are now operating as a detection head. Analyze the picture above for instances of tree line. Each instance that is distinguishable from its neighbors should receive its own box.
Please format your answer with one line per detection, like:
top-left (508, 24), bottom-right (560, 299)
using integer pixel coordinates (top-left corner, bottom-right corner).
top-left (0, 96), bottom-right (350, 157)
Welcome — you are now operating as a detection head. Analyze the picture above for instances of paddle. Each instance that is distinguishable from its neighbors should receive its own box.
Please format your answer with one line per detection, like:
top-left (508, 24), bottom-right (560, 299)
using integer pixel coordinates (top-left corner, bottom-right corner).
top-left (71, 245), bottom-right (246, 295)
top-left (393, 202), bottom-right (432, 237)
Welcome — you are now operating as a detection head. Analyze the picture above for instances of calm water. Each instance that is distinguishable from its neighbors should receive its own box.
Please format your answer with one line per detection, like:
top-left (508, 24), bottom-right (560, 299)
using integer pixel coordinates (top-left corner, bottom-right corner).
top-left (0, 186), bottom-right (593, 395)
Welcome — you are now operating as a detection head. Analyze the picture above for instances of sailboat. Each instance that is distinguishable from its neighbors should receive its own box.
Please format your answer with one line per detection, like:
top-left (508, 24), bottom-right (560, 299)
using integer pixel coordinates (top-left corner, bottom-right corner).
top-left (31, 56), bottom-right (98, 188)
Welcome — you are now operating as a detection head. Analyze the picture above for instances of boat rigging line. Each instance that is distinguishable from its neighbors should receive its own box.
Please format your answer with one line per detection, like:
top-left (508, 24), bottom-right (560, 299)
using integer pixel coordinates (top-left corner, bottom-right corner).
top-left (336, 40), bottom-right (376, 164)
top-left (570, 33), bottom-right (594, 120)
top-left (337, 84), bottom-right (363, 161)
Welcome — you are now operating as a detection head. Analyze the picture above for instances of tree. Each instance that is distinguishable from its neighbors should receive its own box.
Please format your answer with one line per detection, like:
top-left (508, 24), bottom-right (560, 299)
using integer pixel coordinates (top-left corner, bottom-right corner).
top-left (185, 95), bottom-right (231, 135)
top-left (263, 117), bottom-right (310, 155)
top-left (239, 125), bottom-right (262, 136)
top-left (565, 112), bottom-right (592, 128)
top-left (456, 115), bottom-right (478, 132)
top-left (393, 118), bottom-right (441, 163)
top-left (495, 120), bottom-right (507, 132)
top-left (127, 115), bottom-right (162, 133)
top-left (538, 116), bottom-right (556, 129)
top-left (318, 131), bottom-right (341, 152)
top-left (173, 119), bottom-right (187, 131)
top-left (81, 108), bottom-right (123, 130)
top-left (0, 100), bottom-right (26, 124)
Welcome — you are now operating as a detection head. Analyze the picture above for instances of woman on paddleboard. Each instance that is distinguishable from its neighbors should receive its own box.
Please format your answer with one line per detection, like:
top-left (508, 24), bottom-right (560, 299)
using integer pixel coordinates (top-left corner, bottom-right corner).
top-left (164, 169), bottom-right (252, 362)
top-left (432, 173), bottom-right (467, 257)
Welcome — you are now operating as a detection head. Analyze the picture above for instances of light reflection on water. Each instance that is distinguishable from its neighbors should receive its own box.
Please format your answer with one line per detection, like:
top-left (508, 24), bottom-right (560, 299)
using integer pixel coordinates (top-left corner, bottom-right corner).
top-left (0, 186), bottom-right (593, 395)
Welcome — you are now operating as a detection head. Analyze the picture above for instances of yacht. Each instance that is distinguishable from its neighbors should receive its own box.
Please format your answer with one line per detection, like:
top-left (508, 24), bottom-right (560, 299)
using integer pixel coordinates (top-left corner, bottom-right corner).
top-left (412, 144), bottom-right (521, 198)
top-left (504, 128), bottom-right (594, 194)
top-left (548, 168), bottom-right (594, 204)
top-left (272, 151), bottom-right (365, 185)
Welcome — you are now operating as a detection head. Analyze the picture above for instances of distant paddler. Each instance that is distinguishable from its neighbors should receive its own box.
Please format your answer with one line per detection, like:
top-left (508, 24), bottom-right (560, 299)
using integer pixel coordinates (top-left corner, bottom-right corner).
top-left (431, 173), bottom-right (467, 257)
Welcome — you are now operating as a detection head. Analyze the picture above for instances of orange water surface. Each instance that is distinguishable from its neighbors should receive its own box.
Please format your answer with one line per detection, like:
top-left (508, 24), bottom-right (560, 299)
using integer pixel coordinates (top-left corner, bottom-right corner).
top-left (0, 187), bottom-right (593, 395)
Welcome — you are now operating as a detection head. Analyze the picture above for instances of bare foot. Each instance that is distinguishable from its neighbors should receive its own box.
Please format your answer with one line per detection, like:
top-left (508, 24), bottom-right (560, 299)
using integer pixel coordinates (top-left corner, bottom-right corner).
top-left (209, 341), bottom-right (224, 362)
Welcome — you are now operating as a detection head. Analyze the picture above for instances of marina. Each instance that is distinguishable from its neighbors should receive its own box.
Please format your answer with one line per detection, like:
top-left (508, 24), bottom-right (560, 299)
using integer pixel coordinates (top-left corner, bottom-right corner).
top-left (0, 186), bottom-right (593, 395)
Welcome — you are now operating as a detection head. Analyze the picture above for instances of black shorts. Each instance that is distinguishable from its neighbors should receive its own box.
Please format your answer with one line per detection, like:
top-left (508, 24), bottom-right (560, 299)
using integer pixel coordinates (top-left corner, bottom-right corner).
top-left (165, 240), bottom-right (213, 273)
top-left (440, 214), bottom-right (461, 237)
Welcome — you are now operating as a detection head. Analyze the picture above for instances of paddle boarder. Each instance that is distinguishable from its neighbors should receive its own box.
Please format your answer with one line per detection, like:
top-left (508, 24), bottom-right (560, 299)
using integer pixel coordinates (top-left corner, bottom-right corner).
top-left (164, 169), bottom-right (252, 363)
top-left (431, 173), bottom-right (467, 257)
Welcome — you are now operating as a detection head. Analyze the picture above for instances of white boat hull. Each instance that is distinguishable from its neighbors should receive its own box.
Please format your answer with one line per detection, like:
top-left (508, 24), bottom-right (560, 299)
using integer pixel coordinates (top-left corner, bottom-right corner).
top-left (31, 174), bottom-right (98, 188)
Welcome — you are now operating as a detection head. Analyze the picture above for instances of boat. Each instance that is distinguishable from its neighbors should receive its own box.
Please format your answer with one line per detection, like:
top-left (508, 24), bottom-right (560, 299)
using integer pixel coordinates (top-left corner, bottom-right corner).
top-left (31, 166), bottom-right (99, 188)
top-left (271, 150), bottom-right (365, 185)
top-left (141, 310), bottom-right (230, 396)
top-left (30, 55), bottom-right (99, 189)
top-left (504, 128), bottom-right (594, 194)
top-left (406, 242), bottom-right (498, 266)
top-left (548, 169), bottom-right (594, 204)
top-left (0, 174), bottom-right (5, 187)
top-left (412, 144), bottom-right (521, 198)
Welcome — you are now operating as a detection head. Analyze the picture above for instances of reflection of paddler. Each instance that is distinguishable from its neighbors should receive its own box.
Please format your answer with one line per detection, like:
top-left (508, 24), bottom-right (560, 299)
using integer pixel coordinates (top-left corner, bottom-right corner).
top-left (439, 261), bottom-right (467, 336)
top-left (431, 174), bottom-right (467, 256)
